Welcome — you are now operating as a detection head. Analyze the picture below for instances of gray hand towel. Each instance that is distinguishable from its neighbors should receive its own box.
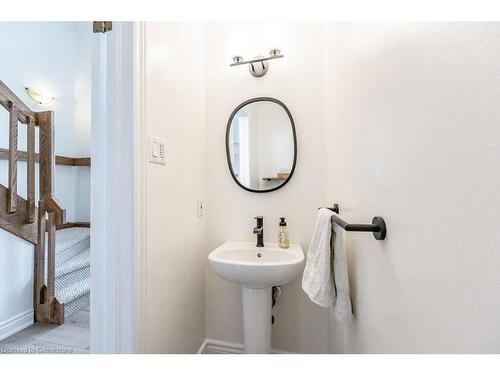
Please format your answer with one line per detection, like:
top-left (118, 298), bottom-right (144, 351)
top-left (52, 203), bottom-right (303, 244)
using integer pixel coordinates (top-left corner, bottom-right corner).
top-left (302, 208), bottom-right (352, 324)
top-left (302, 208), bottom-right (336, 307)
top-left (331, 219), bottom-right (352, 324)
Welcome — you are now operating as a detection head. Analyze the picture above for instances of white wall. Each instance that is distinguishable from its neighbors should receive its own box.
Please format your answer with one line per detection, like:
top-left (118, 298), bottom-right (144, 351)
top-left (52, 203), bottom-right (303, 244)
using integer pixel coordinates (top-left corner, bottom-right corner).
top-left (324, 22), bottom-right (500, 353)
top-left (204, 22), bottom-right (331, 353)
top-left (0, 232), bottom-right (34, 334)
top-left (74, 22), bottom-right (92, 222)
top-left (0, 22), bottom-right (90, 330)
top-left (144, 22), bottom-right (206, 353)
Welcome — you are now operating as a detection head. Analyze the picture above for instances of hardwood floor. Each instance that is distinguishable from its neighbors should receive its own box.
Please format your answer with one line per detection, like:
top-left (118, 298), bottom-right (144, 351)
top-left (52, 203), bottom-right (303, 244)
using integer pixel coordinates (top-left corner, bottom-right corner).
top-left (0, 307), bottom-right (89, 354)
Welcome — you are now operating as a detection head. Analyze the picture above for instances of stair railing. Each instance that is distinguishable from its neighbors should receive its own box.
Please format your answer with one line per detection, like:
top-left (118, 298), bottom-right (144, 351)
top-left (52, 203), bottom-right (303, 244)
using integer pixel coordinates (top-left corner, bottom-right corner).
top-left (0, 80), bottom-right (66, 325)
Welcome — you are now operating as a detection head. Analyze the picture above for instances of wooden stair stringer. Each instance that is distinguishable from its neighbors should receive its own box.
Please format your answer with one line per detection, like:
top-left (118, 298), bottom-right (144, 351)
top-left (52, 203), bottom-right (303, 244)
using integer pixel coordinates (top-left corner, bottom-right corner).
top-left (0, 183), bottom-right (37, 245)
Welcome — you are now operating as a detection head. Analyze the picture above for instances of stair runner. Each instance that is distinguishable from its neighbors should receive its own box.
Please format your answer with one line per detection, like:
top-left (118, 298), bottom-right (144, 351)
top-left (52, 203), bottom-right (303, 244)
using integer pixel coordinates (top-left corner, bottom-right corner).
top-left (45, 227), bottom-right (90, 318)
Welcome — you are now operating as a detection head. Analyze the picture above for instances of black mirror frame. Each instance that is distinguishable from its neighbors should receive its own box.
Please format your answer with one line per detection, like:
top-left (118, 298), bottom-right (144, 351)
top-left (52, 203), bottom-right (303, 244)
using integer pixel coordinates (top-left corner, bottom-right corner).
top-left (225, 97), bottom-right (298, 193)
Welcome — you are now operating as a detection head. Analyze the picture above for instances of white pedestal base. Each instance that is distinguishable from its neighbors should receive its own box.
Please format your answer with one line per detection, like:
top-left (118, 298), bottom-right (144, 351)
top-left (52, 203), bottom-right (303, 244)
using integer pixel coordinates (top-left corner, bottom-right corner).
top-left (241, 286), bottom-right (272, 354)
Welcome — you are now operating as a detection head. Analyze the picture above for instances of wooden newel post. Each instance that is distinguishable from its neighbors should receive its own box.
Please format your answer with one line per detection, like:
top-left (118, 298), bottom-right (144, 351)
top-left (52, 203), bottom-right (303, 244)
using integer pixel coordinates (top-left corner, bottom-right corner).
top-left (38, 111), bottom-right (55, 202)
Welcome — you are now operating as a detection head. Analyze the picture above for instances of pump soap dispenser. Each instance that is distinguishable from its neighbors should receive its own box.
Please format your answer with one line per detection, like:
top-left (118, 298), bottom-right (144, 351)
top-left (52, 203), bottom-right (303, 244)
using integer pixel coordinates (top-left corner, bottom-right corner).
top-left (278, 217), bottom-right (290, 249)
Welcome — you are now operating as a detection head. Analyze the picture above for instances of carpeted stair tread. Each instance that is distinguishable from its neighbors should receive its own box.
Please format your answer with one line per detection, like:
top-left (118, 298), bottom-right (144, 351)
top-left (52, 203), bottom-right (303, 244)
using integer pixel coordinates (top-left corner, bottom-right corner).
top-left (46, 227), bottom-right (91, 318)
top-left (64, 293), bottom-right (90, 318)
top-left (56, 278), bottom-right (90, 305)
top-left (55, 266), bottom-right (90, 292)
top-left (56, 248), bottom-right (90, 278)
top-left (49, 227), bottom-right (90, 266)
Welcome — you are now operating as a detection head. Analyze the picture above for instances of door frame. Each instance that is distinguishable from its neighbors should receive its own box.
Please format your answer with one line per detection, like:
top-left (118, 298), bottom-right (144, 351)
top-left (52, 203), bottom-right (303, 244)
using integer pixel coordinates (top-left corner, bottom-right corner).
top-left (90, 21), bottom-right (147, 353)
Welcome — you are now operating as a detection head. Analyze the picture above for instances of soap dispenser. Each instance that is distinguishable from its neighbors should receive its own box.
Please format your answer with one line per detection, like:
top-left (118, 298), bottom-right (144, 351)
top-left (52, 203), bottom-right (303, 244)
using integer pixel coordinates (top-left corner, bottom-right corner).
top-left (278, 217), bottom-right (290, 249)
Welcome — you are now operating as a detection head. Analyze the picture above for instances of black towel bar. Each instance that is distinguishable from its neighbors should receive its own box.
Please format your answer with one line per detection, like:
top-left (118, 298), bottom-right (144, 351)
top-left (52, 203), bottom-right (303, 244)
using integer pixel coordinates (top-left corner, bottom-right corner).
top-left (320, 204), bottom-right (387, 240)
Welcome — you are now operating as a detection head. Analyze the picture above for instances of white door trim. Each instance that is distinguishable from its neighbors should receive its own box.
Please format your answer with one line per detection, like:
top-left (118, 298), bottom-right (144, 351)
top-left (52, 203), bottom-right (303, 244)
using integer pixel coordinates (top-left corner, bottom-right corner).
top-left (90, 21), bottom-right (147, 353)
top-left (131, 21), bottom-right (147, 354)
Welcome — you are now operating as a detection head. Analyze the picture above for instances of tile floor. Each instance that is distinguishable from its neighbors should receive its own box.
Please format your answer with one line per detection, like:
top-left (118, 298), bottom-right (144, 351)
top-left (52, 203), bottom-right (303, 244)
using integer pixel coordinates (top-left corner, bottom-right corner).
top-left (0, 306), bottom-right (89, 354)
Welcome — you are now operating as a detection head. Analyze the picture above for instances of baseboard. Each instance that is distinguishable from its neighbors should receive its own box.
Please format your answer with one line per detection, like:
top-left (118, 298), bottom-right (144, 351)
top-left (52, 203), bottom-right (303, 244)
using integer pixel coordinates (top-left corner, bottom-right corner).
top-left (198, 338), bottom-right (294, 354)
top-left (198, 339), bottom-right (245, 354)
top-left (0, 309), bottom-right (34, 341)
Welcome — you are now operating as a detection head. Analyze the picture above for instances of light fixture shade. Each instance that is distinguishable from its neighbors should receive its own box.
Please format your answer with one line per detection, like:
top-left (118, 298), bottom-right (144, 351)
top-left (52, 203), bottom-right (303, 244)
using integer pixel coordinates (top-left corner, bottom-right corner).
top-left (25, 87), bottom-right (55, 106)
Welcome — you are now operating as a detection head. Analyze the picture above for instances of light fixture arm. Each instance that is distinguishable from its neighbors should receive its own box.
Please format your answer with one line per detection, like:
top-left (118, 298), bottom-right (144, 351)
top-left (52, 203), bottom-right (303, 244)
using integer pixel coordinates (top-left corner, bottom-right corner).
top-left (230, 49), bottom-right (284, 78)
top-left (230, 53), bottom-right (284, 67)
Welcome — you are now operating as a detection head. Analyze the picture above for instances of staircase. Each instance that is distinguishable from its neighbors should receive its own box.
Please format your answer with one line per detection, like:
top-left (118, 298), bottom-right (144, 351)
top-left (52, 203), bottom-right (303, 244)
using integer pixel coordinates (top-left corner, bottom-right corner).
top-left (51, 227), bottom-right (90, 318)
top-left (0, 80), bottom-right (89, 325)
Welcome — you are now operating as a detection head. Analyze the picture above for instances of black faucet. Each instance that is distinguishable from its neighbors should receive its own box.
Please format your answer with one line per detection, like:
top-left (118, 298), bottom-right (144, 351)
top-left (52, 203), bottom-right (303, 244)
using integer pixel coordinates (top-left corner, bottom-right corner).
top-left (253, 216), bottom-right (264, 247)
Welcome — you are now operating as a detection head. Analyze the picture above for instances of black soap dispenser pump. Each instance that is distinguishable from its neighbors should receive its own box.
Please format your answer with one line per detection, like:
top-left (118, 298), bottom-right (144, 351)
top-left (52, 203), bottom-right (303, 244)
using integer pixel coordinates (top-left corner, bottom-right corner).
top-left (278, 217), bottom-right (290, 249)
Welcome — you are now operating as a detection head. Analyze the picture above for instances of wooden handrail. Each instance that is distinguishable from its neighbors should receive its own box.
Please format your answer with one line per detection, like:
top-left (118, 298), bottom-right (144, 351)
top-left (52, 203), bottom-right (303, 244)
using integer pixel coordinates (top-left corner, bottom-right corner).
top-left (0, 81), bottom-right (35, 125)
top-left (0, 148), bottom-right (91, 166)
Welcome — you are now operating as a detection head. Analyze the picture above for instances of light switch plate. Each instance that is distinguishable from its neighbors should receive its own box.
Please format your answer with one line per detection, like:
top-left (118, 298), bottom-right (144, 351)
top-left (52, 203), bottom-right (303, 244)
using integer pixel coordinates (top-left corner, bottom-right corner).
top-left (149, 135), bottom-right (166, 165)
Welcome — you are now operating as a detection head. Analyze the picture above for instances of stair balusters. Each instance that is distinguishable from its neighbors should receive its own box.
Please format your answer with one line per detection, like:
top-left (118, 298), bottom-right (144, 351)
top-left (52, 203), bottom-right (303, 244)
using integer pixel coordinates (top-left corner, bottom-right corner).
top-left (0, 80), bottom-right (65, 325)
top-left (7, 101), bottom-right (18, 213)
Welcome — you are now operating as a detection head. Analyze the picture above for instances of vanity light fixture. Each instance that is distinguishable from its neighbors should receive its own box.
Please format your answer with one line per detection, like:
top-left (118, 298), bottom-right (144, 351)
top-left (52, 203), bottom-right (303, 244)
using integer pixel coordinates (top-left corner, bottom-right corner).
top-left (230, 49), bottom-right (284, 78)
top-left (25, 87), bottom-right (55, 106)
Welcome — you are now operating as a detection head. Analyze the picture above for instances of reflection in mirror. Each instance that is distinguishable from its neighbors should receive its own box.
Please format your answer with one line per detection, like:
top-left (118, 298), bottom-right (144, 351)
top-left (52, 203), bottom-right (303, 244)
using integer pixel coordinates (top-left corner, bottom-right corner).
top-left (226, 98), bottom-right (297, 193)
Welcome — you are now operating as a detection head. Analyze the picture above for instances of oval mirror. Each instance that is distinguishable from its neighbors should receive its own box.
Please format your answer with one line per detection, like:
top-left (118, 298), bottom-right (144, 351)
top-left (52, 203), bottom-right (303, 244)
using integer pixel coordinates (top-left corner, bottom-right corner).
top-left (226, 97), bottom-right (297, 193)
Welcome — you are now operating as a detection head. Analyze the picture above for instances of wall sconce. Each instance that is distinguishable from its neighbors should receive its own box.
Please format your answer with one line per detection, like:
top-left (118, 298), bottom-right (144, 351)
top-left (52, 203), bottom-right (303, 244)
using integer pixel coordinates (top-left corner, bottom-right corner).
top-left (230, 49), bottom-right (284, 78)
top-left (25, 87), bottom-right (55, 106)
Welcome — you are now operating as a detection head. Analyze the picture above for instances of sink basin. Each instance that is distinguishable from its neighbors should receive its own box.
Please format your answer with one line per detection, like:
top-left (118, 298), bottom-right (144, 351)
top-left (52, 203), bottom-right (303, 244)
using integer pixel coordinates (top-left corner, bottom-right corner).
top-left (208, 241), bottom-right (304, 354)
top-left (208, 242), bottom-right (304, 288)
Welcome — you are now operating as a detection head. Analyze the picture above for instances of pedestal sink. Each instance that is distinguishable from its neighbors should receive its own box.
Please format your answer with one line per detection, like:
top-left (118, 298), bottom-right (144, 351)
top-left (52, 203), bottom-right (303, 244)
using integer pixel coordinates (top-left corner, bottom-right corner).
top-left (208, 242), bottom-right (304, 353)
